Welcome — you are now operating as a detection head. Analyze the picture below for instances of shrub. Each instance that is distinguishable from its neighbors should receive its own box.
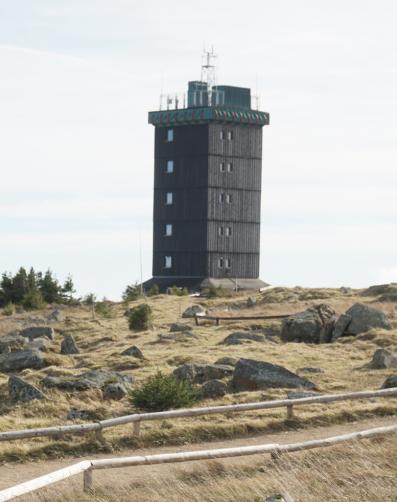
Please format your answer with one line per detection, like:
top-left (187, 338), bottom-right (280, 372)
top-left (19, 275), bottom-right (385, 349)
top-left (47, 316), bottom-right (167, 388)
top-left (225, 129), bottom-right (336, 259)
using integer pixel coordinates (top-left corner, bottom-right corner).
top-left (122, 282), bottom-right (142, 302)
top-left (207, 285), bottom-right (228, 298)
top-left (82, 293), bottom-right (96, 306)
top-left (147, 284), bottom-right (160, 297)
top-left (95, 301), bottom-right (113, 318)
top-left (2, 302), bottom-right (15, 316)
top-left (128, 303), bottom-right (152, 331)
top-left (129, 371), bottom-right (198, 411)
top-left (169, 285), bottom-right (189, 296)
top-left (22, 290), bottom-right (46, 310)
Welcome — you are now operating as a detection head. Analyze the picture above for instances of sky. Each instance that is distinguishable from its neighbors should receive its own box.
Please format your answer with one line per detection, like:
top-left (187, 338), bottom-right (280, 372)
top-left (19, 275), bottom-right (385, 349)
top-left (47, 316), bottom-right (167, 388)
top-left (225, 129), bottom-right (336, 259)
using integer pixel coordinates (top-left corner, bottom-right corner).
top-left (0, 0), bottom-right (396, 299)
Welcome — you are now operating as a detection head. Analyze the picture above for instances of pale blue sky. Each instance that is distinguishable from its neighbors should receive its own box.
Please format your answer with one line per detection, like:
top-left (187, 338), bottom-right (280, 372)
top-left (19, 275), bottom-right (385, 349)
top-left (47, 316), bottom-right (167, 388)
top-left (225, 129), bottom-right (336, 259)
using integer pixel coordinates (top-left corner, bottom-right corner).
top-left (0, 1), bottom-right (396, 299)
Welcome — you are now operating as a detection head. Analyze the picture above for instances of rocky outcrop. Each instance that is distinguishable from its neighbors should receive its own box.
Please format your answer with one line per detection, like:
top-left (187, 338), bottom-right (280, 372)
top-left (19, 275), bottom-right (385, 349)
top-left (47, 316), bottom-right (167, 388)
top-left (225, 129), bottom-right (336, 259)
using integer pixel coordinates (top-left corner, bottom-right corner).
top-left (201, 379), bottom-right (228, 399)
top-left (0, 335), bottom-right (27, 354)
top-left (182, 305), bottom-right (206, 318)
top-left (381, 375), bottom-right (397, 389)
top-left (42, 369), bottom-right (134, 391)
top-left (8, 375), bottom-right (45, 402)
top-left (29, 337), bottom-right (51, 352)
top-left (369, 349), bottom-right (397, 369)
top-left (0, 350), bottom-right (46, 372)
top-left (222, 332), bottom-right (267, 345)
top-left (331, 314), bottom-right (352, 341)
top-left (102, 383), bottom-right (127, 400)
top-left (121, 345), bottom-right (144, 359)
top-left (281, 304), bottom-right (336, 344)
top-left (232, 359), bottom-right (316, 391)
top-left (169, 323), bottom-right (192, 333)
top-left (343, 304), bottom-right (391, 335)
top-left (214, 357), bottom-right (238, 367)
top-left (61, 335), bottom-right (79, 355)
top-left (173, 363), bottom-right (233, 383)
top-left (19, 326), bottom-right (54, 341)
top-left (47, 309), bottom-right (62, 322)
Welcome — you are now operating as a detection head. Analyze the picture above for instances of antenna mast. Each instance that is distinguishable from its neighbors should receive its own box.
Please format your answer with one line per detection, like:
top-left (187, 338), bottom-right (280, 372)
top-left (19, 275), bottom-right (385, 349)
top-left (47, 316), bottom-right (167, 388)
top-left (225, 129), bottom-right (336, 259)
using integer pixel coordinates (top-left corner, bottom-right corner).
top-left (201, 47), bottom-right (217, 104)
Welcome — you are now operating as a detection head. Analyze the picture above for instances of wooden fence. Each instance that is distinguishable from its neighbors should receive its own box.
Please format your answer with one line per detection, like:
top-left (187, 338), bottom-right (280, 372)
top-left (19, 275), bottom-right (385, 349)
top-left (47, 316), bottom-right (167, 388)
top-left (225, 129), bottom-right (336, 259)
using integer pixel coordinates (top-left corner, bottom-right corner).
top-left (0, 422), bottom-right (396, 501)
top-left (0, 387), bottom-right (396, 443)
top-left (194, 313), bottom-right (291, 325)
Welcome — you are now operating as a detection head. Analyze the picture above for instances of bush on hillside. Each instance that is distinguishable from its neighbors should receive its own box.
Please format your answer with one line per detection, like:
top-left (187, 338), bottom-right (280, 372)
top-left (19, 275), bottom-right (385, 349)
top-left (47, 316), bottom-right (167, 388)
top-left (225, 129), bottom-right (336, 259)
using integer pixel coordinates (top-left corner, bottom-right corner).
top-left (95, 300), bottom-right (113, 318)
top-left (147, 284), bottom-right (160, 297)
top-left (2, 302), bottom-right (15, 316)
top-left (129, 371), bottom-right (198, 411)
top-left (122, 282), bottom-right (142, 302)
top-left (128, 303), bottom-right (152, 331)
top-left (168, 285), bottom-right (189, 296)
top-left (207, 285), bottom-right (229, 298)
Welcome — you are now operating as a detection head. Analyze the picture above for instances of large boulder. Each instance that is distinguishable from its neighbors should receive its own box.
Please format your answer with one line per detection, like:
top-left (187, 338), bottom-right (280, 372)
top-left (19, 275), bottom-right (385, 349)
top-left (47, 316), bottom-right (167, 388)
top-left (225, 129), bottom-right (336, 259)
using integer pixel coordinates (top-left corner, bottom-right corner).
top-left (42, 369), bottom-right (134, 391)
top-left (121, 346), bottom-right (144, 359)
top-left (281, 304), bottom-right (336, 344)
top-left (169, 323), bottom-right (192, 333)
top-left (182, 305), bottom-right (206, 318)
top-left (0, 350), bottom-right (46, 372)
top-left (201, 379), bottom-right (228, 399)
top-left (343, 303), bottom-right (391, 335)
top-left (173, 363), bottom-right (233, 383)
top-left (8, 375), bottom-right (45, 402)
top-left (0, 335), bottom-right (27, 354)
top-left (369, 349), bottom-right (397, 369)
top-left (222, 332), bottom-right (267, 345)
top-left (29, 337), bottom-right (51, 352)
top-left (19, 326), bottom-right (54, 341)
top-left (214, 357), bottom-right (238, 367)
top-left (331, 314), bottom-right (353, 341)
top-left (381, 375), bottom-right (397, 389)
top-left (61, 335), bottom-right (79, 355)
top-left (102, 383), bottom-right (127, 400)
top-left (232, 359), bottom-right (316, 391)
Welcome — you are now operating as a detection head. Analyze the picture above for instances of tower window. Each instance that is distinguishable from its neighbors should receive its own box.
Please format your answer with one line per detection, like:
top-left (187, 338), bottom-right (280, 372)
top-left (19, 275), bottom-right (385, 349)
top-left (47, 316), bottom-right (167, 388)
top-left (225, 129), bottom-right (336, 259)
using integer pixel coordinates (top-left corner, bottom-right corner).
top-left (164, 256), bottom-right (172, 268)
top-left (220, 130), bottom-right (225, 140)
top-left (226, 194), bottom-right (232, 203)
top-left (219, 162), bottom-right (225, 172)
top-left (218, 226), bottom-right (224, 236)
top-left (225, 226), bottom-right (232, 236)
top-left (227, 162), bottom-right (233, 172)
top-left (219, 192), bottom-right (225, 203)
top-left (225, 258), bottom-right (231, 268)
top-left (227, 131), bottom-right (233, 140)
top-left (166, 160), bottom-right (174, 173)
top-left (165, 224), bottom-right (173, 236)
top-left (218, 257), bottom-right (224, 268)
top-left (166, 192), bottom-right (173, 205)
top-left (167, 129), bottom-right (174, 142)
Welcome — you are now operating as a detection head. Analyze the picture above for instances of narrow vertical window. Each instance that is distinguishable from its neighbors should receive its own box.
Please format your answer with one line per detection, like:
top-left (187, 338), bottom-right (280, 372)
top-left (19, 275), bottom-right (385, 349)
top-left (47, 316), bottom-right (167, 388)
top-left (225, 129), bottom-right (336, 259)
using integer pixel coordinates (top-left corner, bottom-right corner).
top-left (167, 129), bottom-right (174, 142)
top-left (218, 226), bottom-right (224, 236)
top-left (226, 226), bottom-right (232, 236)
top-left (225, 258), bottom-right (231, 268)
top-left (166, 160), bottom-right (174, 173)
top-left (219, 192), bottom-right (225, 203)
top-left (166, 192), bottom-right (173, 205)
top-left (218, 257), bottom-right (224, 268)
top-left (227, 162), bottom-right (233, 172)
top-left (226, 194), bottom-right (232, 203)
top-left (164, 256), bottom-right (172, 268)
top-left (165, 224), bottom-right (173, 236)
top-left (220, 130), bottom-right (225, 140)
top-left (219, 162), bottom-right (225, 172)
top-left (227, 131), bottom-right (233, 140)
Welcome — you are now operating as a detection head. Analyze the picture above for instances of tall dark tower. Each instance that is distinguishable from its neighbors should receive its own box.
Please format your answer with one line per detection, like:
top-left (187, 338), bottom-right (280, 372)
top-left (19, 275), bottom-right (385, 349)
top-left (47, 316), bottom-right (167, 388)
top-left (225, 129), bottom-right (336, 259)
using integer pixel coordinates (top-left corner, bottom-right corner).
top-left (145, 53), bottom-right (269, 291)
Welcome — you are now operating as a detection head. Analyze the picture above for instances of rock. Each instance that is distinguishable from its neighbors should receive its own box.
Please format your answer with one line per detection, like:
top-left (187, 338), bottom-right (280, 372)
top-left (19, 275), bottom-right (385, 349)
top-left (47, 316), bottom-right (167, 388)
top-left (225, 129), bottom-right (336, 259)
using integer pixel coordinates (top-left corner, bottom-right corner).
top-left (0, 350), bottom-right (46, 372)
top-left (182, 305), bottom-right (206, 318)
top-left (381, 375), bottom-right (397, 389)
top-left (0, 335), bottom-right (27, 354)
top-left (42, 369), bottom-right (134, 391)
top-left (173, 363), bottom-right (234, 384)
top-left (19, 326), bottom-right (54, 341)
top-left (287, 390), bottom-right (320, 399)
top-left (169, 323), bottom-right (192, 333)
top-left (331, 314), bottom-right (352, 341)
top-left (343, 303), bottom-right (391, 335)
top-left (232, 359), bottom-right (316, 391)
top-left (214, 357), bottom-right (238, 367)
top-left (29, 337), bottom-right (51, 352)
top-left (369, 349), bottom-right (397, 369)
top-left (103, 383), bottom-right (127, 400)
top-left (158, 332), bottom-right (198, 343)
top-left (48, 309), bottom-right (62, 322)
top-left (281, 304), bottom-right (336, 344)
top-left (340, 287), bottom-right (352, 294)
top-left (222, 332), bottom-right (267, 345)
top-left (8, 375), bottom-right (45, 402)
top-left (297, 367), bottom-right (324, 374)
top-left (121, 345), bottom-right (144, 359)
top-left (201, 379), bottom-right (228, 399)
top-left (379, 292), bottom-right (397, 302)
top-left (246, 296), bottom-right (257, 307)
top-left (67, 408), bottom-right (95, 421)
top-left (61, 335), bottom-right (79, 355)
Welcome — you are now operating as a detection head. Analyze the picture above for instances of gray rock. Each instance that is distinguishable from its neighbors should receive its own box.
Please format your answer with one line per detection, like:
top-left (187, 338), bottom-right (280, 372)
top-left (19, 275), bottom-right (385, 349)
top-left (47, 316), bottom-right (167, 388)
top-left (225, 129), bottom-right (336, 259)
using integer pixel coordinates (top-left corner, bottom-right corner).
top-left (201, 379), bottom-right (228, 399)
top-left (102, 383), bottom-right (127, 400)
top-left (214, 357), bottom-right (238, 367)
top-left (42, 369), bottom-right (134, 391)
top-left (48, 309), bottom-right (62, 322)
top-left (281, 304), bottom-right (336, 344)
top-left (8, 375), bottom-right (45, 402)
top-left (67, 408), bottom-right (94, 421)
top-left (182, 305), bottom-right (206, 318)
top-left (222, 332), bottom-right (267, 345)
top-left (61, 335), bottom-right (79, 355)
top-left (369, 349), bottom-right (397, 369)
top-left (0, 350), bottom-right (46, 372)
top-left (344, 303), bottom-right (391, 335)
top-left (331, 314), bottom-right (352, 341)
top-left (287, 390), bottom-right (320, 399)
top-left (232, 359), bottom-right (316, 391)
top-left (246, 296), bottom-right (257, 307)
top-left (169, 323), bottom-right (192, 333)
top-left (173, 363), bottom-right (234, 384)
top-left (0, 335), bottom-right (27, 354)
top-left (29, 337), bottom-right (51, 352)
top-left (121, 345), bottom-right (144, 359)
top-left (381, 375), bottom-right (397, 389)
top-left (158, 332), bottom-right (198, 343)
top-left (297, 367), bottom-right (324, 374)
top-left (19, 326), bottom-right (54, 341)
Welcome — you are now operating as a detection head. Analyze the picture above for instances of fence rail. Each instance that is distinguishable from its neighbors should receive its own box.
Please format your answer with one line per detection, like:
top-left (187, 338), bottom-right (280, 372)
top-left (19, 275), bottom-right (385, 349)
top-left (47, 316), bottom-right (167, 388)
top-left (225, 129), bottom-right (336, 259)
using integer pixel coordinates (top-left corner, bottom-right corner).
top-left (194, 313), bottom-right (291, 325)
top-left (0, 387), bottom-right (396, 443)
top-left (0, 423), bottom-right (396, 501)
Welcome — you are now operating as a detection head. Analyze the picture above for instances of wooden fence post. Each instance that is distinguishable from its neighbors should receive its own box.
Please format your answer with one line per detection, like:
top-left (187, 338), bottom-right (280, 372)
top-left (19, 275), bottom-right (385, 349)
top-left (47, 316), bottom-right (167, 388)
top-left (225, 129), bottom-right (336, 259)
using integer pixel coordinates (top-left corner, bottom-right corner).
top-left (286, 404), bottom-right (294, 420)
top-left (95, 428), bottom-right (105, 443)
top-left (83, 469), bottom-right (93, 492)
top-left (133, 421), bottom-right (141, 436)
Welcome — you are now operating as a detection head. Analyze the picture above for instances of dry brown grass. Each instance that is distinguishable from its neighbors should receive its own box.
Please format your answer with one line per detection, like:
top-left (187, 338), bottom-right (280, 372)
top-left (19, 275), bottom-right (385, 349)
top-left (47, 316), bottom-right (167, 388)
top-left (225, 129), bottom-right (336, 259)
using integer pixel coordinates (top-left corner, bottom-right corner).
top-left (0, 288), bottom-right (397, 463)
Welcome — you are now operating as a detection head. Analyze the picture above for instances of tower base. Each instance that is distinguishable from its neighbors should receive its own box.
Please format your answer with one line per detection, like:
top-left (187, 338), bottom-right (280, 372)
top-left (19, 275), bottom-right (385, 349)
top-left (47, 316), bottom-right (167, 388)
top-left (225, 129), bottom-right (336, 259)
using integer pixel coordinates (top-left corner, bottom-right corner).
top-left (143, 276), bottom-right (268, 293)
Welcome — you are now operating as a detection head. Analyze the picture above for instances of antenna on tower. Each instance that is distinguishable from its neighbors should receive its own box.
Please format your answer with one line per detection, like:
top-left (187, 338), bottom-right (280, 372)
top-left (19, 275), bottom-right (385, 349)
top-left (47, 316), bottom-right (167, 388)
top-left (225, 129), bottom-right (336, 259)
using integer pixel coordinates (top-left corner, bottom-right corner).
top-left (201, 46), bottom-right (217, 105)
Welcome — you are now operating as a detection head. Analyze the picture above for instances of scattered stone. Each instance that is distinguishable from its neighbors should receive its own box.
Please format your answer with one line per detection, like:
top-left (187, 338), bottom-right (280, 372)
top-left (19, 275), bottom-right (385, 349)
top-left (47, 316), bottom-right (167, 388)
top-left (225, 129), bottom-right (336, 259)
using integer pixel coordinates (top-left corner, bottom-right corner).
top-left (201, 379), bottom-right (228, 399)
top-left (214, 357), bottom-right (238, 367)
top-left (121, 345), bottom-right (144, 359)
top-left (103, 383), bottom-right (127, 400)
top-left (331, 314), bottom-right (352, 341)
top-left (0, 335), bottom-right (27, 354)
top-left (169, 323), bottom-right (192, 333)
top-left (369, 349), bottom-right (397, 369)
top-left (265, 494), bottom-right (290, 502)
top-left (29, 337), bottom-right (51, 352)
top-left (232, 359), bottom-right (316, 391)
top-left (340, 287), bottom-right (352, 294)
top-left (61, 335), bottom-right (79, 355)
top-left (222, 332), bottom-right (267, 345)
top-left (246, 296), bottom-right (257, 307)
top-left (47, 309), bottom-right (62, 322)
top-left (280, 304), bottom-right (336, 344)
top-left (173, 363), bottom-right (234, 384)
top-left (379, 293), bottom-right (397, 302)
top-left (42, 369), bottom-right (134, 391)
top-left (158, 332), bottom-right (198, 343)
top-left (343, 303), bottom-right (391, 335)
top-left (8, 375), bottom-right (45, 402)
top-left (297, 367), bottom-right (324, 374)
top-left (67, 408), bottom-right (95, 421)
top-left (19, 326), bottom-right (54, 341)
top-left (0, 350), bottom-right (46, 372)
top-left (287, 390), bottom-right (320, 399)
top-left (182, 305), bottom-right (206, 318)
top-left (381, 375), bottom-right (397, 389)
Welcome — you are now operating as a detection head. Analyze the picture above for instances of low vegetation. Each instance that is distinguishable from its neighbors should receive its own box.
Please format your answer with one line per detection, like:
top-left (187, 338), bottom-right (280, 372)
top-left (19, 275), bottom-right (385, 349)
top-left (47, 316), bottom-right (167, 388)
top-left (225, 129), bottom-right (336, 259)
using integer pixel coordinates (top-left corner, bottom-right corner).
top-left (128, 303), bottom-right (153, 330)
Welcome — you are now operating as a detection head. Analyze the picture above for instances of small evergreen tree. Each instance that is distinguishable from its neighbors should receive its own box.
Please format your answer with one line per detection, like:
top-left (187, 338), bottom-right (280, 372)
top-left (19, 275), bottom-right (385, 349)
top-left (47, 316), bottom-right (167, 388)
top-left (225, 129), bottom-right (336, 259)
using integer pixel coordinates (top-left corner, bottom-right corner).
top-left (22, 289), bottom-right (45, 310)
top-left (128, 304), bottom-right (152, 331)
top-left (122, 282), bottom-right (142, 302)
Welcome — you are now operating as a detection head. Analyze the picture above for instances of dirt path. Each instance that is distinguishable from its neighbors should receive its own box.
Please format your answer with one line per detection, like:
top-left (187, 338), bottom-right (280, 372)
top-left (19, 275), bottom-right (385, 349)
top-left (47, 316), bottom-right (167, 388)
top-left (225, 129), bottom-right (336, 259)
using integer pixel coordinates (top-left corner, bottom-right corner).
top-left (0, 416), bottom-right (396, 500)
